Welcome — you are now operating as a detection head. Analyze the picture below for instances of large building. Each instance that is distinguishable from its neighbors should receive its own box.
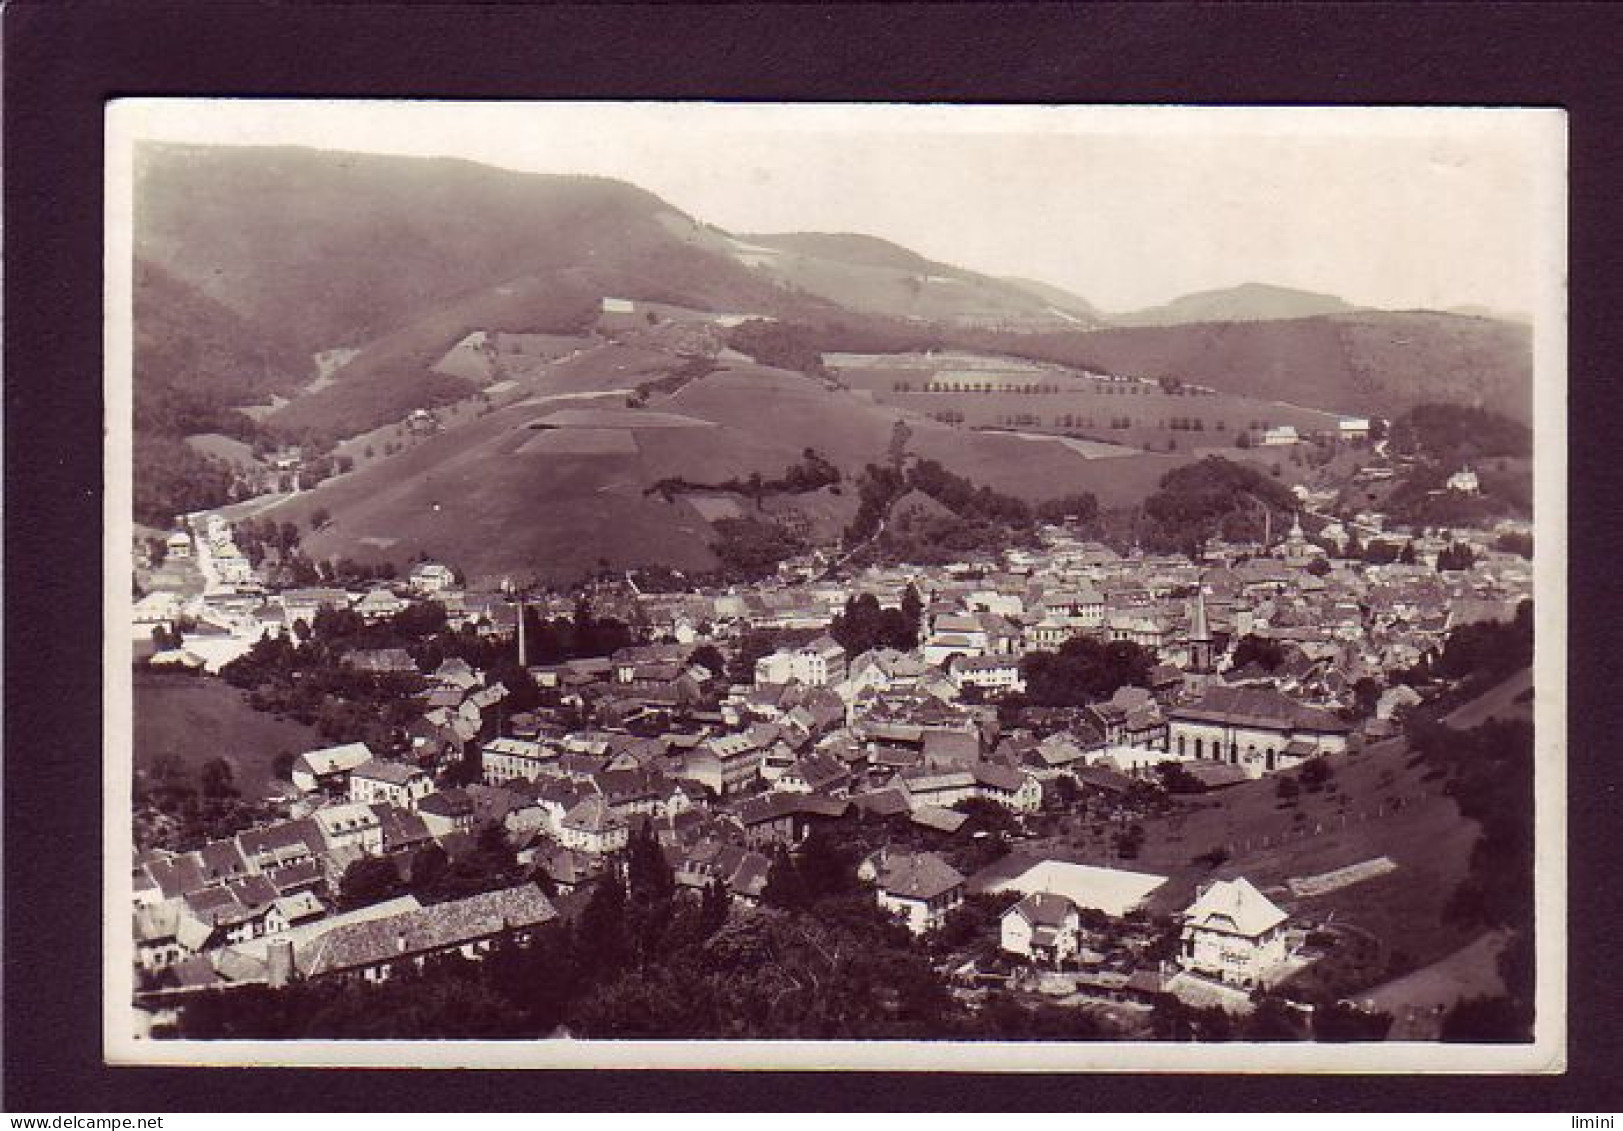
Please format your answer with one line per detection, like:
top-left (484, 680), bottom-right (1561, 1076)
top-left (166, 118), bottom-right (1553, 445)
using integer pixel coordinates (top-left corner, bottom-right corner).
top-left (1177, 876), bottom-right (1290, 988)
top-left (1167, 686), bottom-right (1351, 778)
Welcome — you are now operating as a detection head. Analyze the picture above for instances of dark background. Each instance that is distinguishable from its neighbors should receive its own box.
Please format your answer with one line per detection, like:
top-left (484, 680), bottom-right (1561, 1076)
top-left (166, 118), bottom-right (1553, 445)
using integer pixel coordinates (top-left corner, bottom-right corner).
top-left (6, 0), bottom-right (1619, 1113)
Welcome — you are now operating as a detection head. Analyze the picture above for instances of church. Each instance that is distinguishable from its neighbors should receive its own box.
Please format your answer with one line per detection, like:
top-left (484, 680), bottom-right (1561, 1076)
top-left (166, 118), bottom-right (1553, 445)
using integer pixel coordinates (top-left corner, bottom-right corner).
top-left (1167, 684), bottom-right (1351, 778)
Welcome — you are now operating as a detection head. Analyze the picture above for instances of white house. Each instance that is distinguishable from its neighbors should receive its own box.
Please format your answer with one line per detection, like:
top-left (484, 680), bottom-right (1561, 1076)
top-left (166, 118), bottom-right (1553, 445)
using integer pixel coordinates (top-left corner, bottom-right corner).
top-left (409, 562), bottom-right (457, 595)
top-left (1178, 876), bottom-right (1291, 989)
top-left (312, 802), bottom-right (385, 855)
top-left (559, 795), bottom-right (629, 856)
top-left (861, 850), bottom-right (965, 935)
top-left (347, 760), bottom-right (434, 811)
top-left (1001, 891), bottom-right (1082, 963)
top-left (481, 737), bottom-right (556, 784)
top-left (1446, 467), bottom-right (1481, 495)
top-left (1261, 425), bottom-right (1300, 447)
top-left (949, 654), bottom-right (1026, 696)
top-left (291, 742), bottom-right (375, 795)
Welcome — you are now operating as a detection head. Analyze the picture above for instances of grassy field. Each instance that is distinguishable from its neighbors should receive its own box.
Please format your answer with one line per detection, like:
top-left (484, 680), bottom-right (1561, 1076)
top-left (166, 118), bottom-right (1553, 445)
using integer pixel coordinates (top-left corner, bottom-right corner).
top-left (133, 670), bottom-right (323, 800)
top-left (256, 359), bottom-right (1232, 583)
top-left (1359, 930), bottom-right (1509, 1038)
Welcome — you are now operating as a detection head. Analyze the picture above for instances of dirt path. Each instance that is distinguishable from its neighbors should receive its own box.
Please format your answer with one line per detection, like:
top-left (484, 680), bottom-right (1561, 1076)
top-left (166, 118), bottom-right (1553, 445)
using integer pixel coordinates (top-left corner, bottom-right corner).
top-left (1355, 929), bottom-right (1510, 1039)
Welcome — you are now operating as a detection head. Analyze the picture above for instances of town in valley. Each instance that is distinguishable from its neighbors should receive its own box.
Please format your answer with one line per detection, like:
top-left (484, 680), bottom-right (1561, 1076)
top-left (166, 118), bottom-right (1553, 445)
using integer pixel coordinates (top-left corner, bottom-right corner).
top-left (123, 127), bottom-right (1541, 1049)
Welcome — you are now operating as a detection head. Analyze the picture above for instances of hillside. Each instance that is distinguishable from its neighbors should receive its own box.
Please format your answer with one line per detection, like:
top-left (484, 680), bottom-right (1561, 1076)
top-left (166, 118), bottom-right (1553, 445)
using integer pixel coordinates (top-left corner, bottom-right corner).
top-left (961, 311), bottom-right (1532, 424)
top-left (1000, 276), bottom-right (1106, 324)
top-left (134, 144), bottom-right (852, 439)
top-left (1112, 282), bottom-right (1362, 327)
top-left (131, 143), bottom-right (1535, 563)
top-left (246, 359), bottom-right (1191, 585)
top-left (728, 230), bottom-right (1104, 329)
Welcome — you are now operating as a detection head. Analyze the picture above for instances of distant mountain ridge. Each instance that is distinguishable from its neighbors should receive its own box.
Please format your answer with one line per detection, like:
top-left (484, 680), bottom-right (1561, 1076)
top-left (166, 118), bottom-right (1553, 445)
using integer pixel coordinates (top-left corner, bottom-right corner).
top-left (1110, 282), bottom-right (1363, 327)
top-left (129, 143), bottom-right (1532, 451)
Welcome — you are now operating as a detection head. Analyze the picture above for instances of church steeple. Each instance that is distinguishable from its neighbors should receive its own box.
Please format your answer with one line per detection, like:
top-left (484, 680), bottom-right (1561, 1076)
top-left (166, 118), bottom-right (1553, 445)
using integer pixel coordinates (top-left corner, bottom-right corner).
top-left (1189, 585), bottom-right (1214, 674)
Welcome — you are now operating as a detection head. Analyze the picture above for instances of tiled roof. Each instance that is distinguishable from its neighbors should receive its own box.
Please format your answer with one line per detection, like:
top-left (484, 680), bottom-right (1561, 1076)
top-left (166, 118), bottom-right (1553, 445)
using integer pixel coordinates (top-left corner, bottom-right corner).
top-left (1170, 685), bottom-right (1351, 734)
top-left (875, 851), bottom-right (964, 902)
top-left (1009, 891), bottom-right (1078, 929)
top-left (298, 884), bottom-right (556, 978)
top-left (1183, 877), bottom-right (1288, 938)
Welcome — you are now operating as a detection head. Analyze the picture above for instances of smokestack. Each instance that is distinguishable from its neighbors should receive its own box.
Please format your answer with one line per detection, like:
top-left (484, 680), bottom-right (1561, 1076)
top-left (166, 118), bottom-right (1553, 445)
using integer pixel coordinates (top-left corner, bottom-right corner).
top-left (267, 938), bottom-right (294, 989)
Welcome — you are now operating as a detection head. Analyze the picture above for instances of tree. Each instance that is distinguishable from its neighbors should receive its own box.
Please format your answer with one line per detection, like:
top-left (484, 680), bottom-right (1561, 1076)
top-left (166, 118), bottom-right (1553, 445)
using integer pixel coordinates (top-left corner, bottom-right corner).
top-left (1020, 636), bottom-right (1155, 706)
top-left (1230, 634), bottom-right (1287, 673)
top-left (688, 644), bottom-right (726, 680)
top-left (887, 419), bottom-right (913, 473)
top-left (1440, 996), bottom-right (1531, 1043)
top-left (626, 822), bottom-right (675, 904)
top-left (762, 846), bottom-right (810, 910)
top-left (309, 507), bottom-right (331, 531)
top-left (576, 865), bottom-right (629, 976)
top-left (900, 582), bottom-right (924, 628)
top-left (270, 751), bottom-right (296, 782)
top-left (1300, 757), bottom-right (1333, 792)
top-left (199, 758), bottom-right (237, 800)
top-left (409, 843), bottom-right (450, 892)
top-left (339, 856), bottom-right (404, 910)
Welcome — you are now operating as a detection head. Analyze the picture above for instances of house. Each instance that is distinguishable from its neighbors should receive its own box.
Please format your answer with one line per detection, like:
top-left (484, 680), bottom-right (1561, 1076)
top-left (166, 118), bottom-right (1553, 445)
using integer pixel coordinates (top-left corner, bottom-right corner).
top-left (290, 742), bottom-right (374, 796)
top-left (684, 730), bottom-right (771, 797)
top-left (344, 648), bottom-right (420, 675)
top-left (896, 766), bottom-right (978, 811)
top-left (1001, 891), bottom-right (1082, 963)
top-left (754, 636), bottom-right (848, 688)
top-left (1446, 467), bottom-right (1481, 495)
top-left (312, 802), bottom-right (384, 855)
top-left (347, 760), bottom-right (434, 811)
top-left (949, 654), bottom-right (1026, 696)
top-left (481, 736), bottom-right (556, 784)
top-left (733, 792), bottom-right (850, 849)
top-left (235, 819), bottom-right (326, 873)
top-left (672, 840), bottom-right (772, 906)
top-left (296, 883), bottom-right (556, 983)
top-left (280, 588), bottom-right (351, 631)
top-left (971, 761), bottom-right (1043, 812)
top-left (777, 751), bottom-right (851, 796)
top-left (559, 795), bottom-right (629, 856)
top-left (418, 789), bottom-right (478, 838)
top-left (134, 900), bottom-right (185, 970)
top-left (353, 587), bottom-right (407, 623)
top-left (1178, 876), bottom-right (1291, 989)
top-left (861, 850), bottom-right (965, 935)
top-left (371, 804), bottom-right (435, 855)
top-left (1167, 685), bottom-right (1351, 778)
top-left (409, 562), bottom-right (458, 595)
top-left (263, 891), bottom-right (326, 936)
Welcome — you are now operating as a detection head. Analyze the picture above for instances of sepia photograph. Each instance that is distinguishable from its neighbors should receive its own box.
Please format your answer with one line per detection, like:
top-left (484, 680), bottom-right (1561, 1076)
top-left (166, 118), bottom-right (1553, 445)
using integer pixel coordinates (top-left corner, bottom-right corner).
top-left (103, 100), bottom-right (1566, 1072)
